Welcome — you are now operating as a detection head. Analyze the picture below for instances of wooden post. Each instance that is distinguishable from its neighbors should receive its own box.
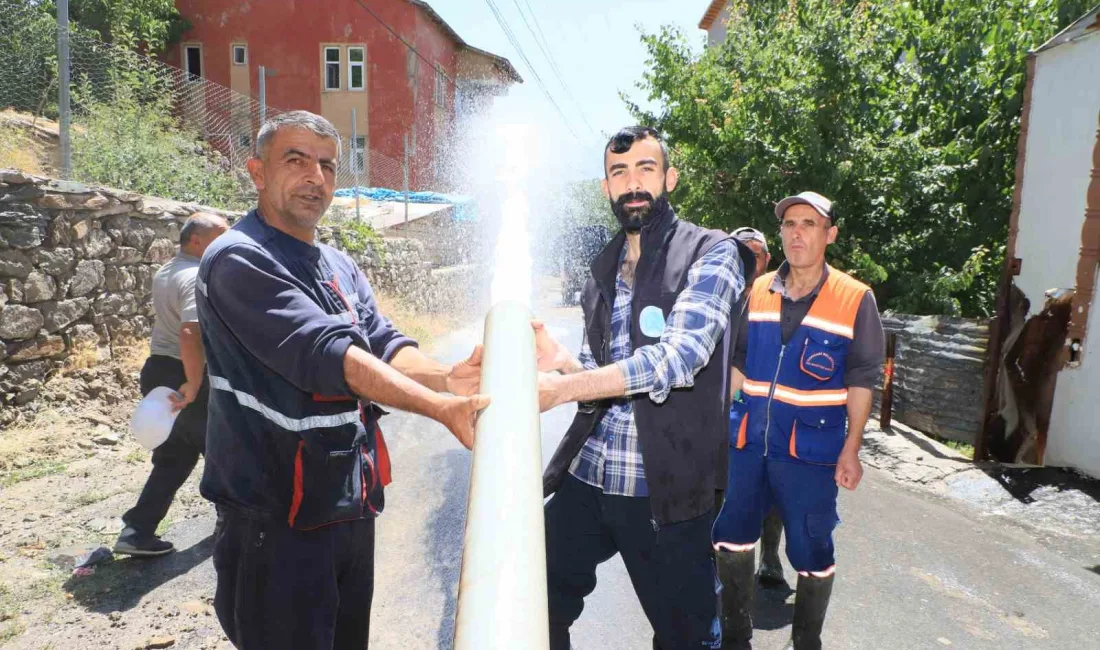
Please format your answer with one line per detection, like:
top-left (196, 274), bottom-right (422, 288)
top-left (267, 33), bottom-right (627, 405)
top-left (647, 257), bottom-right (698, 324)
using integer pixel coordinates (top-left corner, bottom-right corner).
top-left (976, 260), bottom-right (1014, 462)
top-left (880, 333), bottom-right (897, 429)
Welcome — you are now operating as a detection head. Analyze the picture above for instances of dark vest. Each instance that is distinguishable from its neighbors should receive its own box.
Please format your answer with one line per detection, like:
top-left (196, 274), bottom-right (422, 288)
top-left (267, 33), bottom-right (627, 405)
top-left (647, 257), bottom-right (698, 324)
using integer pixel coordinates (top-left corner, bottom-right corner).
top-left (543, 206), bottom-right (755, 525)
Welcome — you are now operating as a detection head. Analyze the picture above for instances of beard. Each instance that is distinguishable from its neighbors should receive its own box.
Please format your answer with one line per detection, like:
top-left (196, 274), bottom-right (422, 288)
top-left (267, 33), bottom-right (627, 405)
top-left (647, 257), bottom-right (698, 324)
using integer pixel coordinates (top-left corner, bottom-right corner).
top-left (609, 190), bottom-right (670, 232)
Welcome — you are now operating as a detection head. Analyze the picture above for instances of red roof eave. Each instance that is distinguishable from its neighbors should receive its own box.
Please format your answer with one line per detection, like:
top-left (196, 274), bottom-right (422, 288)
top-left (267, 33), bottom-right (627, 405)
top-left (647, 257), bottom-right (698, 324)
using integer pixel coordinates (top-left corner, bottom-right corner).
top-left (698, 0), bottom-right (728, 30)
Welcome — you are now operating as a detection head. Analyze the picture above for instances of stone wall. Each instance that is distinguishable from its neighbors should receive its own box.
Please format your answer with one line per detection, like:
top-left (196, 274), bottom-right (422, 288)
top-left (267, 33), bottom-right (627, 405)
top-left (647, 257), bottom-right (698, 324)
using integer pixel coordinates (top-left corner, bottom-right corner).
top-left (381, 208), bottom-right (485, 268)
top-left (877, 313), bottom-right (990, 444)
top-left (315, 228), bottom-right (489, 315)
top-left (0, 171), bottom-right (241, 408)
top-left (0, 171), bottom-right (486, 411)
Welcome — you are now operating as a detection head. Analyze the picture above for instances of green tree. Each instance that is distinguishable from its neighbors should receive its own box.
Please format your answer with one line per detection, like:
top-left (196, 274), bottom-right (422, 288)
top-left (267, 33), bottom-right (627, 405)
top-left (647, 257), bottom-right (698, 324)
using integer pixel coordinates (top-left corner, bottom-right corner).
top-left (630, 0), bottom-right (1093, 316)
top-left (0, 0), bottom-right (187, 117)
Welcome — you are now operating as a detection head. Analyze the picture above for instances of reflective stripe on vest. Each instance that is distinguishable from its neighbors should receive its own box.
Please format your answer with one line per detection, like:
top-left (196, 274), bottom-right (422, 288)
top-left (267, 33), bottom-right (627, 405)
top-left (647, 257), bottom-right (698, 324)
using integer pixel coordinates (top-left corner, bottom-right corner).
top-left (209, 375), bottom-right (360, 432)
top-left (739, 267), bottom-right (869, 459)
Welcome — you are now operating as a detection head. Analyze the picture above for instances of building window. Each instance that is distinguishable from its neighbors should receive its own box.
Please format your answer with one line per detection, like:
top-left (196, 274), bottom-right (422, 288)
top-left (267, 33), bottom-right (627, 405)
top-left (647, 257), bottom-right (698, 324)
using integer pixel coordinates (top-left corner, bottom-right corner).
top-left (352, 136), bottom-right (366, 175)
top-left (434, 64), bottom-right (446, 107)
top-left (407, 49), bottom-right (418, 80)
top-left (348, 47), bottom-right (365, 91)
top-left (184, 44), bottom-right (202, 80)
top-left (232, 44), bottom-right (247, 66)
top-left (324, 47), bottom-right (341, 90)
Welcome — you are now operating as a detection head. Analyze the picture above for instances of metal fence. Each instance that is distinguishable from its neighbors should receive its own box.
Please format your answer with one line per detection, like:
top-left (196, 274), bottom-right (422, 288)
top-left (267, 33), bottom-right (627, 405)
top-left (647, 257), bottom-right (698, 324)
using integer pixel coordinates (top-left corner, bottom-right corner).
top-left (0, 0), bottom-right (407, 208)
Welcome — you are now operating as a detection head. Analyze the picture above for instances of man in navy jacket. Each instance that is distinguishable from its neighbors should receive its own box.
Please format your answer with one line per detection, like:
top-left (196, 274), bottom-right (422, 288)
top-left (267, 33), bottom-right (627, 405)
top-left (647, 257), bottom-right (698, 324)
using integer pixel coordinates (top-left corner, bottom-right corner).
top-left (197, 111), bottom-right (487, 650)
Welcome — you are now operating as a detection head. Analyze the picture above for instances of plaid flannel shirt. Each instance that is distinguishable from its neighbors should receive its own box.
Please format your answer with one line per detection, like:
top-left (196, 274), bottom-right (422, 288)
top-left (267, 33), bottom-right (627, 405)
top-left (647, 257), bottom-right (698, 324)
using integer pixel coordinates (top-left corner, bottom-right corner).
top-left (569, 239), bottom-right (744, 496)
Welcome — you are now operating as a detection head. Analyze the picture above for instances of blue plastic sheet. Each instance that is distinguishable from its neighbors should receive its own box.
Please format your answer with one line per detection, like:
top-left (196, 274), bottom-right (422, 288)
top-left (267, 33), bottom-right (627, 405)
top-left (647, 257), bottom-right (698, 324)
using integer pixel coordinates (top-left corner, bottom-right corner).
top-left (333, 187), bottom-right (477, 222)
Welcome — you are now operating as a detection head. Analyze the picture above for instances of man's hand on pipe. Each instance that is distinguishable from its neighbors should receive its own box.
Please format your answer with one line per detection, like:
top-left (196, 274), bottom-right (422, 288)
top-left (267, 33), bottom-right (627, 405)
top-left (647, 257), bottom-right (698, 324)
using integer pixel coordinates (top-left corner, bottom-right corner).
top-left (446, 345), bottom-right (484, 396)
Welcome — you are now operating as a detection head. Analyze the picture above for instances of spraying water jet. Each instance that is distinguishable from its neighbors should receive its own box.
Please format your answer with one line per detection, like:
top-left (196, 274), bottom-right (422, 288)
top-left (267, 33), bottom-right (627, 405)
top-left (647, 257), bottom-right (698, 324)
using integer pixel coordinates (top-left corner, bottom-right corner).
top-left (452, 124), bottom-right (548, 649)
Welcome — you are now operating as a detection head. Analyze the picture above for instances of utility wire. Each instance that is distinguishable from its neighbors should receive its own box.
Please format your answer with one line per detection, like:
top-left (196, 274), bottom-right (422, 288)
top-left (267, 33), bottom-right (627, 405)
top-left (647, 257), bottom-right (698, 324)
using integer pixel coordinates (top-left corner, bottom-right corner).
top-left (512, 0), bottom-right (599, 139)
top-left (483, 0), bottom-right (584, 143)
top-left (350, 0), bottom-right (458, 90)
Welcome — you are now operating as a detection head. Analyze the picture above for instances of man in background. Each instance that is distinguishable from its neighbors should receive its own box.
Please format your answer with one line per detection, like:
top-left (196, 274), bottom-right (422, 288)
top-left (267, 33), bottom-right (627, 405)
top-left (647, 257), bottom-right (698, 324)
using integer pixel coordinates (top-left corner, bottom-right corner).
top-left (725, 226), bottom-right (786, 588)
top-left (114, 212), bottom-right (228, 556)
top-left (713, 192), bottom-right (884, 650)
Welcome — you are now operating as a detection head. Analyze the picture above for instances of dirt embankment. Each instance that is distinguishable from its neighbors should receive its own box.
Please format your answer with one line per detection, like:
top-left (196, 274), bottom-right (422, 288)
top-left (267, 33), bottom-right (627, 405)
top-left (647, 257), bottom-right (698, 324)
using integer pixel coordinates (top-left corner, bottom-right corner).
top-left (0, 339), bottom-right (233, 650)
top-left (0, 288), bottom-right (465, 649)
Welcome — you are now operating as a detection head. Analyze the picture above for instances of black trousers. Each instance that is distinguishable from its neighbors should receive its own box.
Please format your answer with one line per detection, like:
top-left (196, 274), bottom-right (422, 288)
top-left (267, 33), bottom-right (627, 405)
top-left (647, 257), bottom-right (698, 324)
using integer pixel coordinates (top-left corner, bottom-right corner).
top-left (121, 355), bottom-right (209, 537)
top-left (213, 513), bottom-right (376, 650)
top-left (545, 474), bottom-right (721, 650)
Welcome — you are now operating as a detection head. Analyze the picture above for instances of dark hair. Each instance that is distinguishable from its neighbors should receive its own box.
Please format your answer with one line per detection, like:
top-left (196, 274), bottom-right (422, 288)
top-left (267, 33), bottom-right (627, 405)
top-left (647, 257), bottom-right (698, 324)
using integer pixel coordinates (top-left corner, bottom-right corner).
top-left (604, 126), bottom-right (670, 172)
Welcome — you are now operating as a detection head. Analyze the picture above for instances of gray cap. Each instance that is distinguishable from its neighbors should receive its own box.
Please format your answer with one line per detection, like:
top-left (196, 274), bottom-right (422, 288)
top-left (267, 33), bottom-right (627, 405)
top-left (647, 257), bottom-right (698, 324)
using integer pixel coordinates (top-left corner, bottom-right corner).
top-left (731, 227), bottom-right (768, 254)
top-left (774, 191), bottom-right (834, 222)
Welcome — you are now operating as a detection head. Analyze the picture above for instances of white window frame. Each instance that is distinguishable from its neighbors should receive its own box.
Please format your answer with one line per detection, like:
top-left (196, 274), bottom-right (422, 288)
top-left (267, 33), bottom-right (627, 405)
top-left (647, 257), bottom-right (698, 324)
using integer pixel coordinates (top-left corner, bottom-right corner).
top-left (434, 64), bottom-right (446, 107)
top-left (184, 44), bottom-right (202, 80)
top-left (348, 46), bottom-right (365, 91)
top-left (352, 136), bottom-right (366, 175)
top-left (232, 44), bottom-right (247, 66)
top-left (323, 46), bottom-right (341, 91)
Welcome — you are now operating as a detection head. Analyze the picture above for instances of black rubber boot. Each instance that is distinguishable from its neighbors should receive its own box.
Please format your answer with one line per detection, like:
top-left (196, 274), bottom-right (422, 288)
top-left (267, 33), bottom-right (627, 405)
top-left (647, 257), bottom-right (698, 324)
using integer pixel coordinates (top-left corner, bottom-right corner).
top-left (757, 510), bottom-right (785, 587)
top-left (784, 573), bottom-right (834, 650)
top-left (715, 548), bottom-right (756, 650)
top-left (549, 624), bottom-right (572, 650)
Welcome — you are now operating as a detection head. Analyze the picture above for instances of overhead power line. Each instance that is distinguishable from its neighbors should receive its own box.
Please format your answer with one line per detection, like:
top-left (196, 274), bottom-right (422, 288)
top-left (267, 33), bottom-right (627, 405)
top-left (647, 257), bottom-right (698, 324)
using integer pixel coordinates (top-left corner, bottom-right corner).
top-left (483, 0), bottom-right (584, 143)
top-left (350, 0), bottom-right (458, 90)
top-left (512, 0), bottom-right (599, 139)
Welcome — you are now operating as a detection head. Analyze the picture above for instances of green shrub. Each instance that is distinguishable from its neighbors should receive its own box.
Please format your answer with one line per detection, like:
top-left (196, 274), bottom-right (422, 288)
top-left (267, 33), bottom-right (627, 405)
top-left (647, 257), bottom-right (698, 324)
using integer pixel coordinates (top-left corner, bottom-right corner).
top-left (71, 88), bottom-right (248, 209)
top-left (331, 216), bottom-right (385, 260)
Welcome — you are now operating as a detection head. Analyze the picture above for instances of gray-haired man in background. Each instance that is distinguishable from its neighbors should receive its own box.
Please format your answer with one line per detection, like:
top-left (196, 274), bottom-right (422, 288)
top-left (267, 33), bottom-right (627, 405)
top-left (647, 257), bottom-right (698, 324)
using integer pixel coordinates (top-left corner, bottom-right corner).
top-left (114, 212), bottom-right (229, 556)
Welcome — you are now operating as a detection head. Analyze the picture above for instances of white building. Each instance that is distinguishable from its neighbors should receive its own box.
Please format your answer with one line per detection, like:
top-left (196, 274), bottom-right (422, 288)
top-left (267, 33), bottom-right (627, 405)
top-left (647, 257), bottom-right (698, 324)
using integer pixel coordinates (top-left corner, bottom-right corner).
top-left (698, 0), bottom-right (732, 48)
top-left (1009, 6), bottom-right (1100, 478)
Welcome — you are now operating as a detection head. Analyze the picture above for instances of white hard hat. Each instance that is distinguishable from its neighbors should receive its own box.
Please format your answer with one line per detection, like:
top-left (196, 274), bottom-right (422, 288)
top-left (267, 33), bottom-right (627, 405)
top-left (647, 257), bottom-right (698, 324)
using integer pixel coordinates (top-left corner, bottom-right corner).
top-left (130, 386), bottom-right (180, 450)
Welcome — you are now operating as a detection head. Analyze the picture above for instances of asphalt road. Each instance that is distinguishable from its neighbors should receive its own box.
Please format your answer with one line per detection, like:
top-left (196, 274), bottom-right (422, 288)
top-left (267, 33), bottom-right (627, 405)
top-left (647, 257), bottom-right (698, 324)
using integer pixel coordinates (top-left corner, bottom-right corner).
top-left (369, 277), bottom-right (1100, 649)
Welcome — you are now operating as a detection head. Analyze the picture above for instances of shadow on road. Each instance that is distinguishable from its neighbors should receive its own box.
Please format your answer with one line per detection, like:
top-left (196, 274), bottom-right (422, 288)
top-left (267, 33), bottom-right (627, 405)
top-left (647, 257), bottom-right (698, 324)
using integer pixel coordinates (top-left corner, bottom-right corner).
top-left (64, 534), bottom-right (215, 614)
top-left (425, 448), bottom-right (471, 650)
top-left (877, 425), bottom-right (972, 465)
top-left (753, 580), bottom-right (794, 632)
top-left (979, 465), bottom-right (1100, 505)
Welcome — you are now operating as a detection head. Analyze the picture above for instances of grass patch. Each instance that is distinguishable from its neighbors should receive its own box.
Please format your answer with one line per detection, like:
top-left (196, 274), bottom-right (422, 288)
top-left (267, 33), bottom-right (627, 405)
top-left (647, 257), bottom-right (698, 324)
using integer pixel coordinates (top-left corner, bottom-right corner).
top-left (25, 574), bottom-right (64, 603)
top-left (60, 341), bottom-right (103, 373)
top-left (375, 292), bottom-right (461, 350)
top-left (921, 432), bottom-right (976, 459)
top-left (0, 582), bottom-right (16, 620)
top-left (73, 490), bottom-right (108, 507)
top-left (124, 448), bottom-right (147, 465)
top-left (0, 618), bottom-right (26, 644)
top-left (940, 438), bottom-right (975, 459)
top-left (0, 582), bottom-right (26, 643)
top-left (111, 337), bottom-right (150, 376)
top-left (1, 460), bottom-right (67, 489)
top-left (0, 118), bottom-right (49, 176)
top-left (155, 516), bottom-right (175, 538)
top-left (62, 335), bottom-right (148, 376)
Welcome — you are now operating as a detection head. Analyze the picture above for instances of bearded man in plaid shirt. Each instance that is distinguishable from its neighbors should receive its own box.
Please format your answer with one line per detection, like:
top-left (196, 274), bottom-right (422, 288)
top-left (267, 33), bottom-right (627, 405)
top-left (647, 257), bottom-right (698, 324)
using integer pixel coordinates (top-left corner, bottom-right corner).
top-left (536, 126), bottom-right (755, 650)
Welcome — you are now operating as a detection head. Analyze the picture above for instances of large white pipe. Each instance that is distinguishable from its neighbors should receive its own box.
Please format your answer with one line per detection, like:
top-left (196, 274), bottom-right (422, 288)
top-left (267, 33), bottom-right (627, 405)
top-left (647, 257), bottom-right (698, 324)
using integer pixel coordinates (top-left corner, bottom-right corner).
top-left (453, 300), bottom-right (548, 650)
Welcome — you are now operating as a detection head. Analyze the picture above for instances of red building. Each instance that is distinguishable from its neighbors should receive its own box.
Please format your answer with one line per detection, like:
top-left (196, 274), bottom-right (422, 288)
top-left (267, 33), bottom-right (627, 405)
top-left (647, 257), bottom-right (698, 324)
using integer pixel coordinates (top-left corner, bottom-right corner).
top-left (164, 0), bottom-right (521, 190)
